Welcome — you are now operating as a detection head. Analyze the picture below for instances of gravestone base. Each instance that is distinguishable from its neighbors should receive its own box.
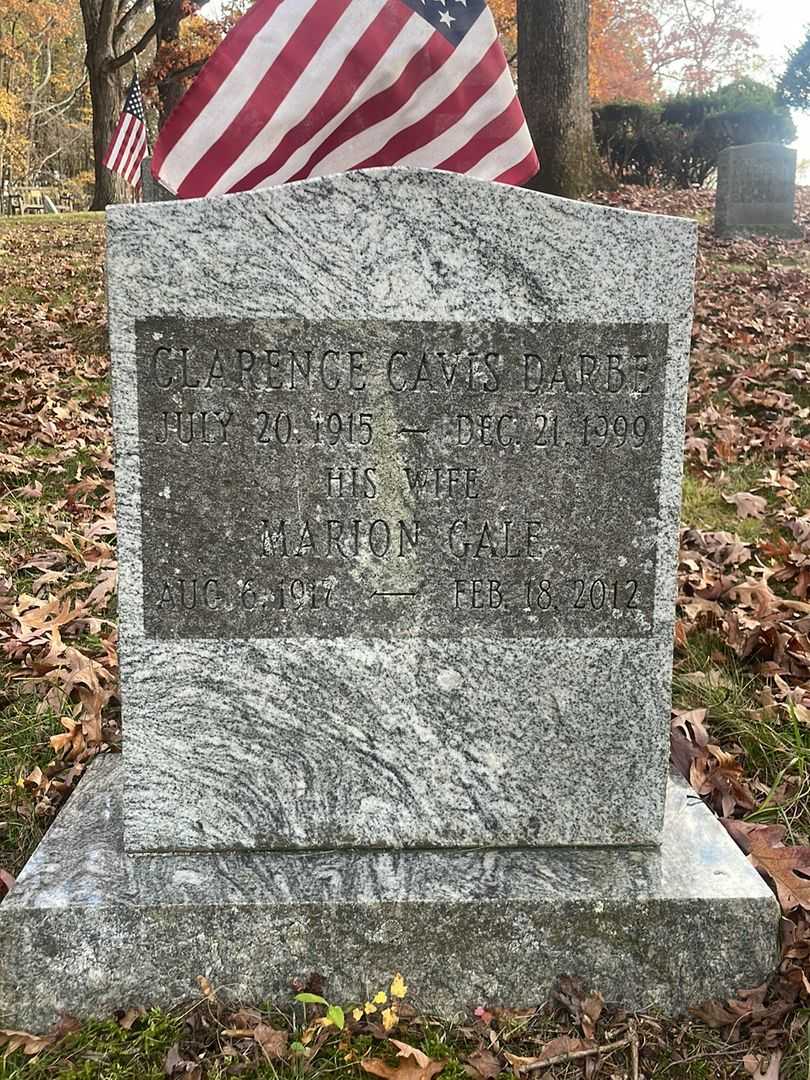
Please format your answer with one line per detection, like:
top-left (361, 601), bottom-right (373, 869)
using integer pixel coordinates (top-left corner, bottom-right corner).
top-left (0, 755), bottom-right (777, 1031)
top-left (715, 221), bottom-right (802, 240)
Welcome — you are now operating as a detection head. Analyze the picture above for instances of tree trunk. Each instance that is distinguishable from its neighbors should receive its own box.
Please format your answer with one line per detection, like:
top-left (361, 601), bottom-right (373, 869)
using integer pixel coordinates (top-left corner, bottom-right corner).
top-left (154, 0), bottom-right (185, 126)
top-left (80, 0), bottom-right (130, 209)
top-left (517, 0), bottom-right (598, 198)
top-left (86, 54), bottom-right (130, 209)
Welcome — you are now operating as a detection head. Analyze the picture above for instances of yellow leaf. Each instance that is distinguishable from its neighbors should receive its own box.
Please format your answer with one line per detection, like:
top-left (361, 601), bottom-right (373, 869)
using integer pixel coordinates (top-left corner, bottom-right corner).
top-left (352, 1008), bottom-right (364, 1021)
top-left (382, 1007), bottom-right (398, 1031)
top-left (390, 973), bottom-right (407, 999)
top-left (373, 991), bottom-right (387, 1005)
top-left (364, 1002), bottom-right (377, 1015)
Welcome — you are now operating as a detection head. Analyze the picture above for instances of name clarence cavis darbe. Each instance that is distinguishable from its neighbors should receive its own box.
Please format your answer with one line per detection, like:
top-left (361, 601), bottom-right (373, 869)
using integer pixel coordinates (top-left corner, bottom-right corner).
top-left (135, 318), bottom-right (667, 639)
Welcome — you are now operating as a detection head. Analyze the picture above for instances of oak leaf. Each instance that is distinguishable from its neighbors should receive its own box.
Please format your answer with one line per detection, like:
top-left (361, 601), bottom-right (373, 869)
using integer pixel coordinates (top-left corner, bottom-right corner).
top-left (463, 1048), bottom-right (502, 1080)
top-left (254, 1023), bottom-right (288, 1061)
top-left (362, 1040), bottom-right (444, 1080)
top-left (0, 1029), bottom-right (58, 1057)
top-left (724, 492), bottom-right (768, 519)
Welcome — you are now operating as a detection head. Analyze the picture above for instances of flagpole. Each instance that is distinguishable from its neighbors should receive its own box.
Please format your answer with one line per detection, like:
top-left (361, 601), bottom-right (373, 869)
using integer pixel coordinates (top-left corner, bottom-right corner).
top-left (133, 54), bottom-right (146, 204)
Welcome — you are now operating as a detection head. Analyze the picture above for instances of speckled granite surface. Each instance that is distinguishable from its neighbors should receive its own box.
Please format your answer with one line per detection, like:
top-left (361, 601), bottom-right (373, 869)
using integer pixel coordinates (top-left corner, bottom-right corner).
top-left (107, 169), bottom-right (697, 854)
top-left (0, 756), bottom-right (777, 1029)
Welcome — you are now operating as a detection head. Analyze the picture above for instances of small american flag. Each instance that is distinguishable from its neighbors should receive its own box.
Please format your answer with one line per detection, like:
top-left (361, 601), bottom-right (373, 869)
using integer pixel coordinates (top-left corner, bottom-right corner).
top-left (103, 75), bottom-right (148, 189)
top-left (152, 0), bottom-right (538, 198)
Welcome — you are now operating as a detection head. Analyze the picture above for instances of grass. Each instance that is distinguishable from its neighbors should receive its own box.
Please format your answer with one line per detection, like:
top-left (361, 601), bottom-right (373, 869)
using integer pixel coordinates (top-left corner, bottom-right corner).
top-left (682, 472), bottom-right (765, 540)
top-left (0, 211), bottom-right (103, 225)
top-left (672, 631), bottom-right (810, 838)
top-left (0, 697), bottom-right (63, 878)
top-left (0, 1004), bottom-right (791, 1080)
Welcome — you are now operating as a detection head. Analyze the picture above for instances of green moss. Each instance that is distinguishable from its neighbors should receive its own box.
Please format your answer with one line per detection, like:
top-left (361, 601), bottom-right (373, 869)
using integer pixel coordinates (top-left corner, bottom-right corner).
top-left (0, 1012), bottom-right (184, 1079)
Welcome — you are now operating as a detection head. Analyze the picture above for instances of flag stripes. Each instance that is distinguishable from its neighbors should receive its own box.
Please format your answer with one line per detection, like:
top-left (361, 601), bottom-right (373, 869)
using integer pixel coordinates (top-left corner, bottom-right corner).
top-left (102, 76), bottom-right (148, 189)
top-left (218, 0), bottom-right (419, 193)
top-left (153, 0), bottom-right (538, 198)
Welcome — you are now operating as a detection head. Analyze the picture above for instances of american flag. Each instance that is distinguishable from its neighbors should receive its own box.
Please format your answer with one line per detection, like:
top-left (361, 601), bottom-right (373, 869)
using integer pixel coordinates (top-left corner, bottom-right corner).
top-left (152, 0), bottom-right (538, 198)
top-left (103, 75), bottom-right (148, 189)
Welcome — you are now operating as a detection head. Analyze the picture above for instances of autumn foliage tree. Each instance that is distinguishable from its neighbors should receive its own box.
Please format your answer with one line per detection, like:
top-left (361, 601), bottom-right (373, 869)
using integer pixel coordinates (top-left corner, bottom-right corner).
top-left (0, 1), bottom-right (89, 185)
top-left (77, 0), bottom-right (212, 208)
top-left (143, 0), bottom-right (249, 127)
top-left (495, 0), bottom-right (758, 103)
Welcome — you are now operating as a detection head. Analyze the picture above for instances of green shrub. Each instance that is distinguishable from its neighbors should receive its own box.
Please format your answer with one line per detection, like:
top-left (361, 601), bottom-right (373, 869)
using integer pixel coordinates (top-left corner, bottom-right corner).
top-left (593, 80), bottom-right (796, 188)
top-left (778, 25), bottom-right (810, 111)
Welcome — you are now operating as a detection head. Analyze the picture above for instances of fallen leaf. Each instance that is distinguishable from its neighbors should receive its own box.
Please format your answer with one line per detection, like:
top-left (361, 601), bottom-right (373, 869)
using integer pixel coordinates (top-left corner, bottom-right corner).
top-left (254, 1023), bottom-right (288, 1062)
top-left (164, 1042), bottom-right (202, 1078)
top-left (362, 1039), bottom-right (444, 1080)
top-left (724, 492), bottom-right (768, 519)
top-left (579, 992), bottom-right (603, 1040)
top-left (0, 1029), bottom-right (58, 1057)
top-left (0, 869), bottom-right (15, 898)
top-left (463, 1049), bottom-right (502, 1080)
top-left (743, 1050), bottom-right (782, 1079)
top-left (116, 1006), bottom-right (146, 1029)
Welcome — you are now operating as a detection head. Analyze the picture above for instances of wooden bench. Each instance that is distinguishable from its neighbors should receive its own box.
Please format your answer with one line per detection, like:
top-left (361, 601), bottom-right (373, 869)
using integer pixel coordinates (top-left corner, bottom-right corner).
top-left (22, 190), bottom-right (46, 214)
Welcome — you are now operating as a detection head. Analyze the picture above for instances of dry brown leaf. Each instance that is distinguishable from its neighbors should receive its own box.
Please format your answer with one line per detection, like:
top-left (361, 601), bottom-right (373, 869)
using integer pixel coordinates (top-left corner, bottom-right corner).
top-left (724, 492), bottom-right (768, 519)
top-left (362, 1039), bottom-right (444, 1080)
top-left (502, 1052), bottom-right (540, 1074)
top-left (748, 836), bottom-right (810, 912)
top-left (254, 1023), bottom-right (288, 1062)
top-left (743, 1050), bottom-right (782, 1079)
top-left (579, 992), bottom-right (603, 1040)
top-left (0, 1029), bottom-right (57, 1057)
top-left (463, 1049), bottom-right (502, 1080)
top-left (0, 869), bottom-right (15, 898)
top-left (116, 1006), bottom-right (146, 1030)
top-left (164, 1042), bottom-right (202, 1079)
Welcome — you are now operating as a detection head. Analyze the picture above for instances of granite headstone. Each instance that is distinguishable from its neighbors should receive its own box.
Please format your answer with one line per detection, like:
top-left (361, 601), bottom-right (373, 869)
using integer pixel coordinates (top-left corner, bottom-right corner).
top-left (114, 170), bottom-right (691, 855)
top-left (0, 168), bottom-right (778, 1028)
top-left (715, 142), bottom-right (800, 238)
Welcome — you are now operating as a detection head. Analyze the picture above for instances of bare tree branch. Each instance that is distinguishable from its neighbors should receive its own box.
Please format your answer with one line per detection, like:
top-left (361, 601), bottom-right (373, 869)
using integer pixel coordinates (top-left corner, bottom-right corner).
top-left (107, 20), bottom-right (158, 71)
top-left (31, 74), bottom-right (88, 119)
top-left (114, 0), bottom-right (152, 46)
top-left (157, 57), bottom-right (206, 85)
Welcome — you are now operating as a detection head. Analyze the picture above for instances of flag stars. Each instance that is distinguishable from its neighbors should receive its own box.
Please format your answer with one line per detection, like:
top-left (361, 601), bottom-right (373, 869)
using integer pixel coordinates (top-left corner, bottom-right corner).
top-left (438, 8), bottom-right (455, 24)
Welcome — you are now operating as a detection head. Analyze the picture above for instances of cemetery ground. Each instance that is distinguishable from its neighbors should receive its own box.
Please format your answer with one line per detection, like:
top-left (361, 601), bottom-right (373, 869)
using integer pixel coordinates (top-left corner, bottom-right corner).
top-left (0, 190), bottom-right (809, 1079)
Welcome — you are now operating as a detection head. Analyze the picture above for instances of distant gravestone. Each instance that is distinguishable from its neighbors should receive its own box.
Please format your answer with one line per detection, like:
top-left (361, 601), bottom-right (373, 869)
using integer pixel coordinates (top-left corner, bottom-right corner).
top-left (715, 142), bottom-right (800, 238)
top-left (0, 169), bottom-right (777, 1029)
top-left (140, 157), bottom-right (176, 203)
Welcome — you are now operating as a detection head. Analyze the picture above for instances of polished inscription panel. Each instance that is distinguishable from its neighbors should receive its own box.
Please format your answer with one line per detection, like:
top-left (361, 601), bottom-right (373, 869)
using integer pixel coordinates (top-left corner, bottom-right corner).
top-left (137, 319), bottom-right (667, 639)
